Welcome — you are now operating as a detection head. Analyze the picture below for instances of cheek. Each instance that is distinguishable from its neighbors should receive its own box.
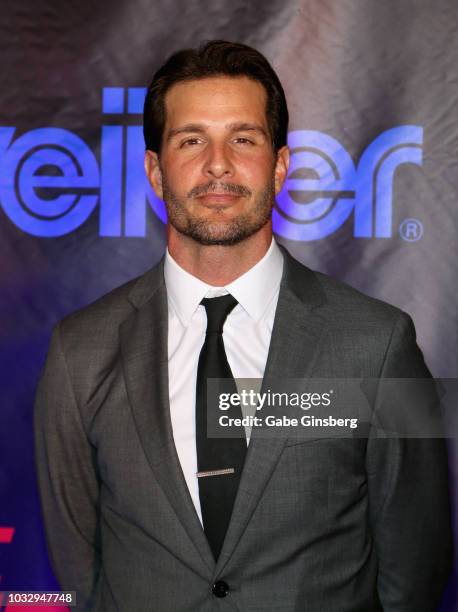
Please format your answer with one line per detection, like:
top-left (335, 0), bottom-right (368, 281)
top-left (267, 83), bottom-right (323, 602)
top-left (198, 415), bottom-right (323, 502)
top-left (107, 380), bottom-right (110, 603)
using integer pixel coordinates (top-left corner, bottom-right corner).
top-left (232, 145), bottom-right (275, 173)
top-left (238, 157), bottom-right (275, 187)
top-left (163, 159), bottom-right (199, 193)
top-left (180, 157), bottom-right (205, 178)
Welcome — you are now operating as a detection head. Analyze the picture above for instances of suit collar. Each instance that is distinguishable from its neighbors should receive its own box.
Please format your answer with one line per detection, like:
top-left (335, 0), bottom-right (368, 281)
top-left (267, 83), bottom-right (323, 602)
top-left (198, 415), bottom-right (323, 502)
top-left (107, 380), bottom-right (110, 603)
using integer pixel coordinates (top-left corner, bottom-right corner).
top-left (126, 254), bottom-right (166, 310)
top-left (126, 243), bottom-right (326, 313)
top-left (163, 238), bottom-right (284, 326)
top-left (277, 243), bottom-right (325, 311)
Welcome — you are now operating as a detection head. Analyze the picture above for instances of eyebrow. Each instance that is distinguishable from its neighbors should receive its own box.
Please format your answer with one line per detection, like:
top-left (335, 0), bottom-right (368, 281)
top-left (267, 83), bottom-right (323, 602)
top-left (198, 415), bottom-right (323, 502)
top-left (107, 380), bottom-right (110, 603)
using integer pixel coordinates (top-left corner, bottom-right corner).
top-left (226, 122), bottom-right (268, 137)
top-left (166, 122), bottom-right (268, 141)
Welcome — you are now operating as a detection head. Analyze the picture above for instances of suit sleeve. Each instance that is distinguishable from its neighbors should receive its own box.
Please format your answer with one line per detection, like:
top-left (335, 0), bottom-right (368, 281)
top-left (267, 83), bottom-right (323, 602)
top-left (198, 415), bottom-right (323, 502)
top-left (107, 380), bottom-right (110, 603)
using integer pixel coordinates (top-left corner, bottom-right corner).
top-left (366, 312), bottom-right (453, 611)
top-left (34, 323), bottom-right (101, 611)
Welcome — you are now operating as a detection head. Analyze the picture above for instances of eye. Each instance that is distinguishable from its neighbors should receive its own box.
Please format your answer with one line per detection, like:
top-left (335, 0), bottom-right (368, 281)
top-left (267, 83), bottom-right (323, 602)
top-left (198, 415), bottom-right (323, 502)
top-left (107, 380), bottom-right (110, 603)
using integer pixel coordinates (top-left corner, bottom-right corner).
top-left (234, 137), bottom-right (254, 145)
top-left (180, 138), bottom-right (202, 147)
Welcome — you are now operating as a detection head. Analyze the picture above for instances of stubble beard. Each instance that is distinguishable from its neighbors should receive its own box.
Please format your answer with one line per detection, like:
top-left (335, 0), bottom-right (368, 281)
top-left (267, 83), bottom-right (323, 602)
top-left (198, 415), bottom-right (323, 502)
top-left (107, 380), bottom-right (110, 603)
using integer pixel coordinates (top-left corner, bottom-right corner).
top-left (161, 174), bottom-right (276, 246)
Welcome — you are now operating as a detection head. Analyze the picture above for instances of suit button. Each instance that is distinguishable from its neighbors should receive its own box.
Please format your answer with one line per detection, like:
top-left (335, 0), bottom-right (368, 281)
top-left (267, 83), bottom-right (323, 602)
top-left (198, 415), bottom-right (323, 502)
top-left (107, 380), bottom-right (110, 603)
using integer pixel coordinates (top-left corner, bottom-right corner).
top-left (212, 580), bottom-right (229, 598)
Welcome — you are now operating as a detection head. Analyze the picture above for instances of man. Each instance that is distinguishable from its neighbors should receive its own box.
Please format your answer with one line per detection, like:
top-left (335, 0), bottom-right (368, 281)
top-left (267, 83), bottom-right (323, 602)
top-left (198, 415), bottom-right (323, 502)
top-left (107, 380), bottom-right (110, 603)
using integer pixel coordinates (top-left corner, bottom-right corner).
top-left (34, 41), bottom-right (452, 611)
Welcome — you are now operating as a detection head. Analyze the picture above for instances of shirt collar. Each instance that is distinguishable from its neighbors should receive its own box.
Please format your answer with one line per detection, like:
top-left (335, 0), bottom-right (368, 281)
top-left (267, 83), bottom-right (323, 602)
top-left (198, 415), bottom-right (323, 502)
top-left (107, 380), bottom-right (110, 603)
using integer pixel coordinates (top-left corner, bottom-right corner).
top-left (164, 238), bottom-right (284, 326)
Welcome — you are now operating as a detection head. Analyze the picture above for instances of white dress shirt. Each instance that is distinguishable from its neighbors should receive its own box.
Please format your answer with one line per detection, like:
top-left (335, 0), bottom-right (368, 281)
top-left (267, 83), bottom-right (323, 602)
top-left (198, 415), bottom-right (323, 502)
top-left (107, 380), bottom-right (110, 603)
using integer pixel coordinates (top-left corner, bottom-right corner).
top-left (164, 239), bottom-right (284, 523)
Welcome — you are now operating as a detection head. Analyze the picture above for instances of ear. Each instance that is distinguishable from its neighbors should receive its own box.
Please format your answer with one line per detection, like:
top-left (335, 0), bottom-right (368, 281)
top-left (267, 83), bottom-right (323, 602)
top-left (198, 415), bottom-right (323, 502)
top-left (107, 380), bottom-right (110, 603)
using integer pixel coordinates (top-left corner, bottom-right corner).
top-left (273, 145), bottom-right (290, 195)
top-left (144, 150), bottom-right (163, 200)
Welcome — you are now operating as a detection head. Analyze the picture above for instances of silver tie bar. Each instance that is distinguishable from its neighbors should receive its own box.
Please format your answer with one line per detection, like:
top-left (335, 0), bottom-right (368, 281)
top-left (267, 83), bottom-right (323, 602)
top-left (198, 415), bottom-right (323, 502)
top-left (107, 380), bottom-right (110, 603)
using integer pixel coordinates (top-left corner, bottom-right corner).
top-left (196, 468), bottom-right (235, 478)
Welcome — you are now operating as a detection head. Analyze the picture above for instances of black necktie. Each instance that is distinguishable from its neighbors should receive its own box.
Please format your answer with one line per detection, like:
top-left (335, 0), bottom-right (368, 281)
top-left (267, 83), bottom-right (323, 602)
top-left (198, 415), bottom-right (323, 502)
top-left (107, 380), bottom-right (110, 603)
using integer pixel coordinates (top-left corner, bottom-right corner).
top-left (195, 294), bottom-right (247, 560)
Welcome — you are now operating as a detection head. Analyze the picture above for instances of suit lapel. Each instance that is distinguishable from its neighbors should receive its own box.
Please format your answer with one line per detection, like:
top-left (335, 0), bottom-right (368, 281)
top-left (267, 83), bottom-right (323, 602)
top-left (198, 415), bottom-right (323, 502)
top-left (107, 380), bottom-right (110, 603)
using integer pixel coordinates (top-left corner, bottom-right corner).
top-left (215, 248), bottom-right (329, 575)
top-left (120, 260), bottom-right (215, 576)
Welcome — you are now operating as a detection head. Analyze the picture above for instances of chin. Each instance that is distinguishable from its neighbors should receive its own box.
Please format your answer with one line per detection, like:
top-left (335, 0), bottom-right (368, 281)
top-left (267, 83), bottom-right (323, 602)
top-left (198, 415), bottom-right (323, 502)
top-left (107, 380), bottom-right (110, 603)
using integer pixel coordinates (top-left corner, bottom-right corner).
top-left (181, 216), bottom-right (269, 247)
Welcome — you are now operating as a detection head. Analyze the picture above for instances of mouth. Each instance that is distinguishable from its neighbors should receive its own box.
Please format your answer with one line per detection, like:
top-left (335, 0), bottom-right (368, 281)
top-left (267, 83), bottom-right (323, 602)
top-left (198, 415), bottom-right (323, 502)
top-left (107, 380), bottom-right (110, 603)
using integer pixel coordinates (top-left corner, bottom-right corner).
top-left (196, 193), bottom-right (241, 206)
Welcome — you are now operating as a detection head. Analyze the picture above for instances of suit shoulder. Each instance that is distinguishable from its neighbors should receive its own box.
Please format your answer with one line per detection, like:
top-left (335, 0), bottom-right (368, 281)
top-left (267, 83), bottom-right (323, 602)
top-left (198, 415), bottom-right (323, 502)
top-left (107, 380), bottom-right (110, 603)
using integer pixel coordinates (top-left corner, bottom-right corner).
top-left (314, 269), bottom-right (403, 322)
top-left (282, 248), bottom-right (405, 325)
top-left (57, 263), bottom-right (163, 347)
top-left (311, 269), bottom-right (412, 336)
top-left (284, 262), bottom-right (412, 357)
top-left (60, 276), bottom-right (136, 331)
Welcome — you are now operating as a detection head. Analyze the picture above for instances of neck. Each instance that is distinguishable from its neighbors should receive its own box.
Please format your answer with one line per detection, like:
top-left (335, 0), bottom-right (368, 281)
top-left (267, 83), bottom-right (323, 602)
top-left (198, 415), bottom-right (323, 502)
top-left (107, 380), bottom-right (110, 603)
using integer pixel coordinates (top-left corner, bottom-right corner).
top-left (167, 224), bottom-right (273, 286)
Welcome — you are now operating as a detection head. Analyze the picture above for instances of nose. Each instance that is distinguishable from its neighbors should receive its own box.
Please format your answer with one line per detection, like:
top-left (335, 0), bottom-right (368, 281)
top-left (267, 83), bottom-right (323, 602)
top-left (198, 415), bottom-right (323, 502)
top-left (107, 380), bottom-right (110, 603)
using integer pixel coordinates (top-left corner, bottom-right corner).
top-left (202, 142), bottom-right (234, 179)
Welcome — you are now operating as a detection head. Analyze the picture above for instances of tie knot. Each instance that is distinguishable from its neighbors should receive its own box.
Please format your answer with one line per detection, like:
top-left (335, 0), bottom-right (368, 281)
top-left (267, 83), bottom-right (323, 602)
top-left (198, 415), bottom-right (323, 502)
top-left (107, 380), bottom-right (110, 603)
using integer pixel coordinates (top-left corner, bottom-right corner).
top-left (201, 294), bottom-right (238, 334)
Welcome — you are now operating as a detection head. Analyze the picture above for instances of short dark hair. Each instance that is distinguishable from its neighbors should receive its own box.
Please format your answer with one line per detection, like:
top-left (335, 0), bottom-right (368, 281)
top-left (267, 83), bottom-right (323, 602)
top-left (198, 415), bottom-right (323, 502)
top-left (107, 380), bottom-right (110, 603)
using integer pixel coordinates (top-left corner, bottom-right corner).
top-left (143, 40), bottom-right (289, 154)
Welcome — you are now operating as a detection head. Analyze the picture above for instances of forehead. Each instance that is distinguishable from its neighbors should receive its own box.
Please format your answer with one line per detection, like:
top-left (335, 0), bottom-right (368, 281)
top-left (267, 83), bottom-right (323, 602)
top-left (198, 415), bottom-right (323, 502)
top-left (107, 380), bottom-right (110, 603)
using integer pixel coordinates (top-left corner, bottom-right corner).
top-left (163, 76), bottom-right (268, 129)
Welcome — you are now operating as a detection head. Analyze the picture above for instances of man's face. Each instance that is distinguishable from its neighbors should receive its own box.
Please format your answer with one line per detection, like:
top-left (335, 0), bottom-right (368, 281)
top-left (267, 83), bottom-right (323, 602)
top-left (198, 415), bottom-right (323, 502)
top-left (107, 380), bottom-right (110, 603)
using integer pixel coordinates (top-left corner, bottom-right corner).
top-left (145, 76), bottom-right (289, 246)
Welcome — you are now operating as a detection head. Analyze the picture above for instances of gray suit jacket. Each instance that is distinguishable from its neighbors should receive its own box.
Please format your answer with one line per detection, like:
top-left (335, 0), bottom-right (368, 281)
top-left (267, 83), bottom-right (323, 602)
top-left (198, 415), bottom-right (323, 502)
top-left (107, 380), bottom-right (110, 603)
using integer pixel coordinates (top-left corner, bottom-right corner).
top-left (34, 247), bottom-right (452, 611)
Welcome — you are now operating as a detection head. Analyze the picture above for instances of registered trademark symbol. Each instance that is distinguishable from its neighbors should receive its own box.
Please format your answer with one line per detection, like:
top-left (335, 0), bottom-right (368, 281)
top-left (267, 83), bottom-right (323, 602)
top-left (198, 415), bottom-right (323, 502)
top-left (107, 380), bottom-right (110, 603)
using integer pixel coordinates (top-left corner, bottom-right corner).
top-left (399, 218), bottom-right (423, 242)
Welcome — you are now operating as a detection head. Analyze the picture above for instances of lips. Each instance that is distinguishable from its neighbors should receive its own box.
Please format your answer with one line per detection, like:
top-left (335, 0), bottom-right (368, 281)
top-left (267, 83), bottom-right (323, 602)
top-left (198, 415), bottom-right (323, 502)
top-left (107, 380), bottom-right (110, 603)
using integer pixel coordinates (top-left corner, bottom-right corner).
top-left (196, 193), bottom-right (241, 205)
top-left (197, 193), bottom-right (239, 199)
